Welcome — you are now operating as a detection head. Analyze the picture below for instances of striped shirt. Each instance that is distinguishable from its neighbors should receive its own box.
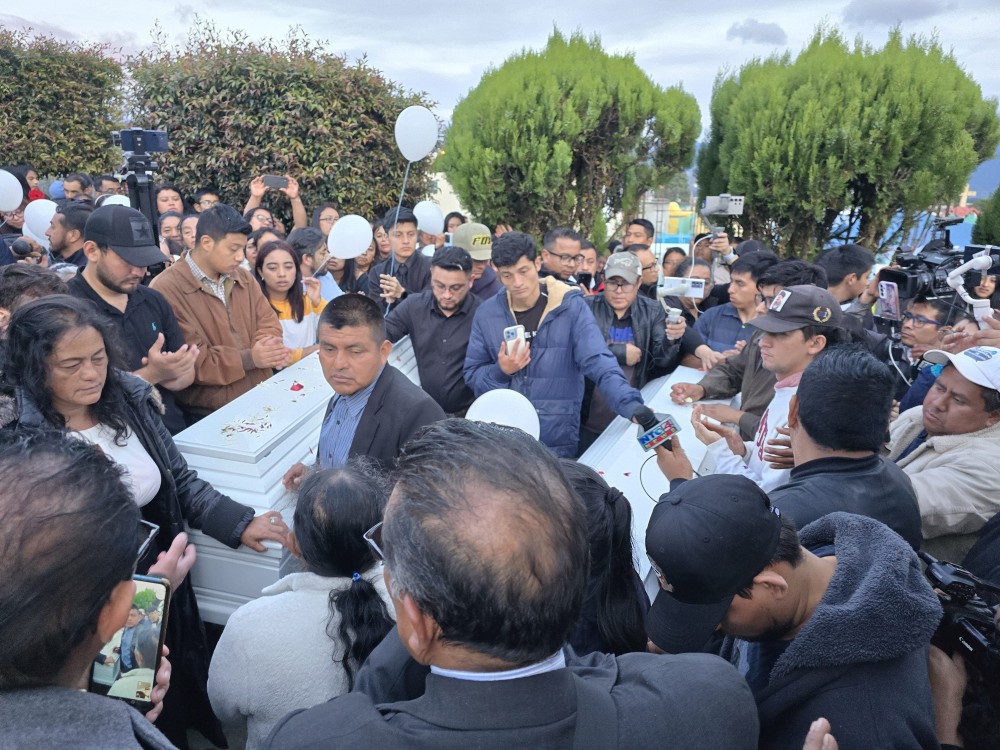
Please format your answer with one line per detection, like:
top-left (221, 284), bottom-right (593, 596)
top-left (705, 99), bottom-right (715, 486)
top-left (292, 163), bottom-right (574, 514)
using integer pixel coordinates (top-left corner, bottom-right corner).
top-left (317, 367), bottom-right (384, 468)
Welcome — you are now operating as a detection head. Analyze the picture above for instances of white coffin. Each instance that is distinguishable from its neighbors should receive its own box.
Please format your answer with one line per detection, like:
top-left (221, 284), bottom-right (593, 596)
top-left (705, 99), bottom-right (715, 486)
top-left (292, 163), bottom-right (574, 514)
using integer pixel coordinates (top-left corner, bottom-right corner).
top-left (175, 337), bottom-right (419, 624)
top-left (578, 366), bottom-right (736, 598)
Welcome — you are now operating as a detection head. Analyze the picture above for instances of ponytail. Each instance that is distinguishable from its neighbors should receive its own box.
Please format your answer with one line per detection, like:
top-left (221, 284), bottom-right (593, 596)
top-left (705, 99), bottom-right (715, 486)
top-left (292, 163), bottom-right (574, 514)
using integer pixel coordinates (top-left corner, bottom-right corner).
top-left (327, 571), bottom-right (393, 690)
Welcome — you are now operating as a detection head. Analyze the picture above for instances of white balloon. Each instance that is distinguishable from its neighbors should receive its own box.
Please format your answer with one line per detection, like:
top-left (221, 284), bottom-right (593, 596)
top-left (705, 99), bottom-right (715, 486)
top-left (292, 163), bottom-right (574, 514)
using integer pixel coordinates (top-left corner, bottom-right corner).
top-left (413, 200), bottom-right (444, 235)
top-left (21, 224), bottom-right (50, 251)
top-left (0, 170), bottom-right (22, 212)
top-left (466, 390), bottom-right (541, 440)
top-left (394, 106), bottom-right (439, 162)
top-left (326, 214), bottom-right (373, 259)
top-left (101, 195), bottom-right (131, 207)
top-left (23, 199), bottom-right (58, 239)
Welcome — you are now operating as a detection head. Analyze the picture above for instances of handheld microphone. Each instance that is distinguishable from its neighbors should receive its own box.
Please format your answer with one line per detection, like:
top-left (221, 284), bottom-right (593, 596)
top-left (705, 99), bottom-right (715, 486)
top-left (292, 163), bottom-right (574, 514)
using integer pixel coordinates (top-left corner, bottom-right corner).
top-left (633, 406), bottom-right (682, 451)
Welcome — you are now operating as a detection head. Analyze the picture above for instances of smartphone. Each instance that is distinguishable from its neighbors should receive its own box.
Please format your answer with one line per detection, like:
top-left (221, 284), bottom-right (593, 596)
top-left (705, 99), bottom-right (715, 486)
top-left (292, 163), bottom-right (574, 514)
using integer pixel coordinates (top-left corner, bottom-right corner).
top-left (262, 175), bottom-right (289, 190)
top-left (444, 232), bottom-right (454, 244)
top-left (576, 272), bottom-right (593, 289)
top-left (503, 324), bottom-right (525, 356)
top-left (877, 280), bottom-right (900, 321)
top-left (89, 575), bottom-right (171, 712)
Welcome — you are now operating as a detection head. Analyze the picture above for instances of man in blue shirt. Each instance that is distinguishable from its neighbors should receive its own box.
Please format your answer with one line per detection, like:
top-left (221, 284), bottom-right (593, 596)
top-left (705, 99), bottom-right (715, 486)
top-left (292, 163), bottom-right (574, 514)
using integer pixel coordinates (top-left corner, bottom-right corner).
top-left (282, 294), bottom-right (444, 488)
top-left (694, 252), bottom-right (777, 353)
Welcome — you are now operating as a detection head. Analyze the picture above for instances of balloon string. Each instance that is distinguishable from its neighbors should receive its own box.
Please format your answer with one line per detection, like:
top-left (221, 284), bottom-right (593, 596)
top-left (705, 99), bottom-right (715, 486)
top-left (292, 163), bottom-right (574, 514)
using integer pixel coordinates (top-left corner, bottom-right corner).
top-left (386, 160), bottom-right (413, 318)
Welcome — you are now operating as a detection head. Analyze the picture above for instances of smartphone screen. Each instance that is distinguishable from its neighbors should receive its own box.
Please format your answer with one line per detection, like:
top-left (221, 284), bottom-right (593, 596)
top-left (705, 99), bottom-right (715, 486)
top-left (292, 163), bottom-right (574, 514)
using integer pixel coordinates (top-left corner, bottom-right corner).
top-left (576, 272), bottom-right (593, 289)
top-left (89, 575), bottom-right (171, 712)
top-left (262, 175), bottom-right (289, 189)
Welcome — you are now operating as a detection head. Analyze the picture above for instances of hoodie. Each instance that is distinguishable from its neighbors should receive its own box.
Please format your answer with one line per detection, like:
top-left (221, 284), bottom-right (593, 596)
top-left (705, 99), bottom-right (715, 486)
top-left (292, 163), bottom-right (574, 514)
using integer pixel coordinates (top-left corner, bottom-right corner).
top-left (722, 512), bottom-right (942, 750)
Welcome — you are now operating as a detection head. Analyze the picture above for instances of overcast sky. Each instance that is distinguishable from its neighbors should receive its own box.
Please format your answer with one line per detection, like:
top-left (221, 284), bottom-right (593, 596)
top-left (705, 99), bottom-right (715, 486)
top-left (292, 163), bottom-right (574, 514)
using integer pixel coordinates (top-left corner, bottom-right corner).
top-left (4, 1), bottom-right (998, 134)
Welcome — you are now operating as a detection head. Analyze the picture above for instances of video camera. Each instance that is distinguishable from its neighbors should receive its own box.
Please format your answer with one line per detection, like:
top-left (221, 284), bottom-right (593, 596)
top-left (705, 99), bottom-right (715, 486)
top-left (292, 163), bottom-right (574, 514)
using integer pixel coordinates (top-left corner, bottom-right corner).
top-left (113, 128), bottom-right (169, 278)
top-left (920, 551), bottom-right (1000, 685)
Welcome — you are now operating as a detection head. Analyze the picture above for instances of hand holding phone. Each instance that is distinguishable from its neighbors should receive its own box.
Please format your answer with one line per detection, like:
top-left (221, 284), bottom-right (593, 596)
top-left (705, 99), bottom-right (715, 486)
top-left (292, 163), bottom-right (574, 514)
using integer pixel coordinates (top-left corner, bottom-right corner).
top-left (262, 174), bottom-right (289, 190)
top-left (89, 575), bottom-right (171, 713)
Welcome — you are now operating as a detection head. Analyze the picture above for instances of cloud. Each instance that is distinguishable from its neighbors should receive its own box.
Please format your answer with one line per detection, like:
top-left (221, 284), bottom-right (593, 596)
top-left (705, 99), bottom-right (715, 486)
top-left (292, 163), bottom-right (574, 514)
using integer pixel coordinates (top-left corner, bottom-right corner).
top-left (0, 14), bottom-right (79, 41)
top-left (174, 4), bottom-right (195, 25)
top-left (842, 0), bottom-right (950, 25)
top-left (725, 18), bottom-right (788, 45)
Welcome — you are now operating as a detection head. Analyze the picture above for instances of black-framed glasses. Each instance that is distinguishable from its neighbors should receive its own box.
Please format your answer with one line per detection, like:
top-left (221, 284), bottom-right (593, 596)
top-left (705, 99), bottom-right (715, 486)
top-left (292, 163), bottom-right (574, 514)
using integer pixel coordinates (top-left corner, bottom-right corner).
top-left (606, 279), bottom-right (636, 291)
top-left (641, 263), bottom-right (657, 272)
top-left (754, 294), bottom-right (775, 307)
top-left (901, 311), bottom-right (944, 329)
top-left (137, 520), bottom-right (159, 562)
top-left (549, 251), bottom-right (584, 265)
top-left (363, 521), bottom-right (384, 561)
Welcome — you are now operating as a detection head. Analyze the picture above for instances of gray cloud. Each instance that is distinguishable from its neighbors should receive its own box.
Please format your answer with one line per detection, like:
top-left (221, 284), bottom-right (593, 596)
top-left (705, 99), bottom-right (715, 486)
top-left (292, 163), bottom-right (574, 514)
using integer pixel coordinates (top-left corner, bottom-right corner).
top-left (0, 14), bottom-right (79, 41)
top-left (725, 18), bottom-right (788, 45)
top-left (842, 0), bottom-right (950, 25)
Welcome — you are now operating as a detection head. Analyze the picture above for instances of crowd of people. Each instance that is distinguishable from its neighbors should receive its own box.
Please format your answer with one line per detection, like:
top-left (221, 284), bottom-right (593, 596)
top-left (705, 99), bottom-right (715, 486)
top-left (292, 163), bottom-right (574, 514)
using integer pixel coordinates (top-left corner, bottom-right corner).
top-left (0, 163), bottom-right (999, 750)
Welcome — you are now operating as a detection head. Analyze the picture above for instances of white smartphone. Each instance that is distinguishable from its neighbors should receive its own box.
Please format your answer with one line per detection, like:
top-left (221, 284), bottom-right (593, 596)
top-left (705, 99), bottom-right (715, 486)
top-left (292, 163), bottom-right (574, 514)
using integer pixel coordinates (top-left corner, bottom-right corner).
top-left (503, 325), bottom-right (526, 356)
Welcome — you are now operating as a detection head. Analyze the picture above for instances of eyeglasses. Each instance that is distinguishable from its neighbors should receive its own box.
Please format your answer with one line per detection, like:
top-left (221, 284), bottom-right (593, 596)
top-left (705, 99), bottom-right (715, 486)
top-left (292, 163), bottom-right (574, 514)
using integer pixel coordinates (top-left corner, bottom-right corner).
top-left (606, 279), bottom-right (636, 291)
top-left (363, 521), bottom-right (384, 561)
top-left (754, 294), bottom-right (775, 307)
top-left (197, 199), bottom-right (218, 208)
top-left (901, 311), bottom-right (944, 328)
top-left (318, 216), bottom-right (339, 224)
top-left (549, 251), bottom-right (584, 265)
top-left (641, 263), bottom-right (657, 272)
top-left (253, 213), bottom-right (273, 224)
top-left (137, 520), bottom-right (160, 562)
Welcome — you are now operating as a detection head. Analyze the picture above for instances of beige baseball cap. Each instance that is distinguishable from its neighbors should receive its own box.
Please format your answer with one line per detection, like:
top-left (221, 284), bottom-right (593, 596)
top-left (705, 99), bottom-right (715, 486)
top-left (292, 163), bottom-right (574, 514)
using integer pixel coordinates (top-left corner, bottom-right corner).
top-left (451, 222), bottom-right (493, 261)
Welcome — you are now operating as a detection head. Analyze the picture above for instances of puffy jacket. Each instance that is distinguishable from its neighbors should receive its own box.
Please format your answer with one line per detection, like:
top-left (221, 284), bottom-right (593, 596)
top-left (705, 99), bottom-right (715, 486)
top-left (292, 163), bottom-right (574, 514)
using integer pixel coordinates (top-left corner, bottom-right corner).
top-left (464, 279), bottom-right (644, 457)
top-left (584, 293), bottom-right (681, 389)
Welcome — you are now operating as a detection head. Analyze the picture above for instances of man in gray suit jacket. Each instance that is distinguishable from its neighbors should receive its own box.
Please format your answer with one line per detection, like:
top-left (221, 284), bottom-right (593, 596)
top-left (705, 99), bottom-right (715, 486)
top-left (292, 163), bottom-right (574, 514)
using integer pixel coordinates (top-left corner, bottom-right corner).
top-left (268, 420), bottom-right (759, 749)
top-left (282, 294), bottom-right (445, 491)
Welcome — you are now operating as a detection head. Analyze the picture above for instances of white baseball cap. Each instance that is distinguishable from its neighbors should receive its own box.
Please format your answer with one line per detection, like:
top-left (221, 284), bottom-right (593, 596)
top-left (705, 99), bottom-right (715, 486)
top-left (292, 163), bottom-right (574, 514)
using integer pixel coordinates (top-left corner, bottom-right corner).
top-left (924, 346), bottom-right (1000, 391)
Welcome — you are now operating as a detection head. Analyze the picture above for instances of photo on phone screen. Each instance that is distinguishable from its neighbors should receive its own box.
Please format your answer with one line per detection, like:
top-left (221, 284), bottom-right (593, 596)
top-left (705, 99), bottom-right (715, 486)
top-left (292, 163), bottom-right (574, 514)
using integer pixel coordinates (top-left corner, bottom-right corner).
top-left (89, 575), bottom-right (170, 712)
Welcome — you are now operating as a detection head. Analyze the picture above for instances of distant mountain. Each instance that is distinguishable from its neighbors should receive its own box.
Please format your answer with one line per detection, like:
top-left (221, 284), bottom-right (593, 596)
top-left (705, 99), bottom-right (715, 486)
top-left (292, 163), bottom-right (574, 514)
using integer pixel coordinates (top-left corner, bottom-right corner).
top-left (969, 148), bottom-right (1000, 203)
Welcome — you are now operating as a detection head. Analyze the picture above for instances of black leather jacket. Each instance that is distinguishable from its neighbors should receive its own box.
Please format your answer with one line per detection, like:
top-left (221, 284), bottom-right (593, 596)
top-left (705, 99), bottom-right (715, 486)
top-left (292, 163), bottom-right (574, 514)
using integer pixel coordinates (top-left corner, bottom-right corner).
top-left (585, 293), bottom-right (681, 388)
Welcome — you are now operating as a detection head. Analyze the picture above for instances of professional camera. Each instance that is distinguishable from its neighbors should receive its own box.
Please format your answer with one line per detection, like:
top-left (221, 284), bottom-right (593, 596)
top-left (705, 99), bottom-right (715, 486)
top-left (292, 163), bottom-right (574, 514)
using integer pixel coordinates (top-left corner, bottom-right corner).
top-left (879, 217), bottom-right (965, 299)
top-left (920, 551), bottom-right (1000, 685)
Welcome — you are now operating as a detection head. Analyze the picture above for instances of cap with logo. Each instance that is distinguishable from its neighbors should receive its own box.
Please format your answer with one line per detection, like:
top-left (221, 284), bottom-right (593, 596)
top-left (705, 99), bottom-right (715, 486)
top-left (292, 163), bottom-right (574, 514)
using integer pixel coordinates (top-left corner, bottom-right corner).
top-left (644, 474), bottom-right (783, 654)
top-left (84, 205), bottom-right (167, 267)
top-left (749, 285), bottom-right (843, 333)
top-left (603, 252), bottom-right (641, 285)
top-left (451, 222), bottom-right (493, 261)
top-left (924, 346), bottom-right (1000, 392)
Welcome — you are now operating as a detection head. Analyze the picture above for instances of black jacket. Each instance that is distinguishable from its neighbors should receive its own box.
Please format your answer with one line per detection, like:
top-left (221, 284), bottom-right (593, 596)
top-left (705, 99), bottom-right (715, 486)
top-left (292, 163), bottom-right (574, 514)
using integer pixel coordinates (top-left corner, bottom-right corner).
top-left (269, 630), bottom-right (760, 750)
top-left (584, 293), bottom-right (681, 389)
top-left (367, 252), bottom-right (433, 313)
top-left (769, 454), bottom-right (922, 549)
top-left (720, 513), bottom-right (942, 750)
top-left (322, 364), bottom-right (445, 471)
top-left (0, 372), bottom-right (253, 746)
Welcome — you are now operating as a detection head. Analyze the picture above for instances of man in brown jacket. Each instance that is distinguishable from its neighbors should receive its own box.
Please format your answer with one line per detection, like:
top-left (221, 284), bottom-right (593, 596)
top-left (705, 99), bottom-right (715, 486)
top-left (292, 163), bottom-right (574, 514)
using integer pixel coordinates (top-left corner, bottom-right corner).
top-left (151, 204), bottom-right (290, 421)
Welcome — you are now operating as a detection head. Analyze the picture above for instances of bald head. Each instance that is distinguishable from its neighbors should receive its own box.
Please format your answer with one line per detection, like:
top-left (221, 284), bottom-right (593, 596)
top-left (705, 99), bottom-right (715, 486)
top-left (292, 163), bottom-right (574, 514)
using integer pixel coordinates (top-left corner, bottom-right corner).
top-left (384, 419), bottom-right (588, 665)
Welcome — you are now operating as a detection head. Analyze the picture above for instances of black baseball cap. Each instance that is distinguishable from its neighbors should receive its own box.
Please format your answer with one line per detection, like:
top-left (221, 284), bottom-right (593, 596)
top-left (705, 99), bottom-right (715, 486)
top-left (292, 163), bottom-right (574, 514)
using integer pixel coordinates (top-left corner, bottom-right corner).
top-left (749, 284), bottom-right (843, 333)
top-left (644, 475), bottom-right (783, 653)
top-left (84, 205), bottom-right (166, 267)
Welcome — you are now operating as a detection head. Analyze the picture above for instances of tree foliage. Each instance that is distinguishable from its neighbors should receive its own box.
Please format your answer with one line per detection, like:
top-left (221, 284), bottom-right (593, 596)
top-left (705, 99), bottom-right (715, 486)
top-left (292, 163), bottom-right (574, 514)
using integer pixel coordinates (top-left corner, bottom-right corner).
top-left (973, 191), bottom-right (1000, 245)
top-left (0, 29), bottom-right (122, 175)
top-left (127, 24), bottom-right (432, 220)
top-left (439, 30), bottom-right (701, 240)
top-left (698, 28), bottom-right (1000, 256)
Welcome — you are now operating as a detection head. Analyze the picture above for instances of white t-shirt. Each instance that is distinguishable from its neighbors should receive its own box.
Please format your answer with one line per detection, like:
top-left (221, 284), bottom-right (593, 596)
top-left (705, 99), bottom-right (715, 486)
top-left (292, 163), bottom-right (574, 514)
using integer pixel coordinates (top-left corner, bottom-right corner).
top-left (77, 424), bottom-right (162, 507)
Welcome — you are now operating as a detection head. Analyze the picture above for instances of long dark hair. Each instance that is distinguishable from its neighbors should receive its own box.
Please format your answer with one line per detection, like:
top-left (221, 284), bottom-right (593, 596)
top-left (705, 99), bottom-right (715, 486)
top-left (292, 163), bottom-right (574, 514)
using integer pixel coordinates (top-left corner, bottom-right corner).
top-left (3, 295), bottom-right (132, 443)
top-left (559, 460), bottom-right (648, 655)
top-left (255, 240), bottom-right (305, 323)
top-left (295, 460), bottom-right (393, 690)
